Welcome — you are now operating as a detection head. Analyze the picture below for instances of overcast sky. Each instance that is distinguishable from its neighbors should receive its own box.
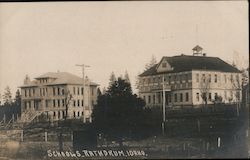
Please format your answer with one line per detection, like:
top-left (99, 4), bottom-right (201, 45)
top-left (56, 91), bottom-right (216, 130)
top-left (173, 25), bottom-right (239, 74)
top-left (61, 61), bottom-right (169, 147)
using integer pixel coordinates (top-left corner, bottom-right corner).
top-left (0, 1), bottom-right (248, 98)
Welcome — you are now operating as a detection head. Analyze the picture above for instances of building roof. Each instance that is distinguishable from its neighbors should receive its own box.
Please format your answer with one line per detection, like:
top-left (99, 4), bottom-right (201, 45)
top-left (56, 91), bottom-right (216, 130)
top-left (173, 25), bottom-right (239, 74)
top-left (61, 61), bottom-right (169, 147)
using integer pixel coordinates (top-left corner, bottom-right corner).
top-left (20, 72), bottom-right (99, 87)
top-left (140, 55), bottom-right (241, 77)
top-left (192, 45), bottom-right (203, 51)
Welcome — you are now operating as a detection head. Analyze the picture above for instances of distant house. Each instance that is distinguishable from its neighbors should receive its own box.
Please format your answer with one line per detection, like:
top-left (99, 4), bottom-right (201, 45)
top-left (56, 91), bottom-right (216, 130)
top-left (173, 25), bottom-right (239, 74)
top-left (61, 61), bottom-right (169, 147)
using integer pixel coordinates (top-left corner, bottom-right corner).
top-left (19, 72), bottom-right (99, 123)
top-left (138, 46), bottom-right (242, 108)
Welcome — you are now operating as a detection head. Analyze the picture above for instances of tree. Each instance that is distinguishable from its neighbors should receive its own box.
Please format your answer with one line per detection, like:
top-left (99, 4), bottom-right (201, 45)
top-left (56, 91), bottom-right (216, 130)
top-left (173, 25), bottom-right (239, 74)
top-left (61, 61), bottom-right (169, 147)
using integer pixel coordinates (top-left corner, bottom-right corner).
top-left (92, 77), bottom-right (146, 147)
top-left (64, 88), bottom-right (72, 120)
top-left (242, 68), bottom-right (249, 87)
top-left (199, 75), bottom-right (210, 108)
top-left (232, 73), bottom-right (242, 116)
top-left (109, 72), bottom-right (116, 87)
top-left (97, 88), bottom-right (102, 97)
top-left (124, 71), bottom-right (130, 84)
top-left (14, 89), bottom-right (21, 106)
top-left (2, 86), bottom-right (12, 105)
top-left (145, 55), bottom-right (157, 71)
top-left (135, 72), bottom-right (141, 89)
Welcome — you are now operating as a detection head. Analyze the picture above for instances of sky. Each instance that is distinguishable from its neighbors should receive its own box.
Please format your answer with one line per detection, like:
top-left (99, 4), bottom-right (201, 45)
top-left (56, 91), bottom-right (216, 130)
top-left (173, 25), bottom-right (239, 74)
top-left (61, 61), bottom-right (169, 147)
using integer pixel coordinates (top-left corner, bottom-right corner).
top-left (0, 1), bottom-right (248, 99)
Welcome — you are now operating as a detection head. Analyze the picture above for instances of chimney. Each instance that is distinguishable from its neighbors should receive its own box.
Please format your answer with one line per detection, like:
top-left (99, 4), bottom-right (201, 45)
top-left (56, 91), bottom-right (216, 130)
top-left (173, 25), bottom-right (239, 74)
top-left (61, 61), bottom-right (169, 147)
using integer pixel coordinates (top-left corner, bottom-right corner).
top-left (24, 75), bottom-right (31, 84)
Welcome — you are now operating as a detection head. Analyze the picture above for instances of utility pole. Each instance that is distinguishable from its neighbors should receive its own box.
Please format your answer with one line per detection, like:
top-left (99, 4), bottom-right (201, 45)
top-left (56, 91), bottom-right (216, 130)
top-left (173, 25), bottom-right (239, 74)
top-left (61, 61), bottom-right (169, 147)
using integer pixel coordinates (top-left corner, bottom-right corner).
top-left (162, 76), bottom-right (166, 135)
top-left (76, 64), bottom-right (90, 123)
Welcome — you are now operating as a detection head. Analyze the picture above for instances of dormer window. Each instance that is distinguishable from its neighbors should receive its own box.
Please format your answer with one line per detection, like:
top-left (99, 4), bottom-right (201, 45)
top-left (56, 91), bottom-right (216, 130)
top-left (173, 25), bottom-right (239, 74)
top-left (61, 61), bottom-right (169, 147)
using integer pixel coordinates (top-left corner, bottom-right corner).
top-left (162, 63), bottom-right (167, 68)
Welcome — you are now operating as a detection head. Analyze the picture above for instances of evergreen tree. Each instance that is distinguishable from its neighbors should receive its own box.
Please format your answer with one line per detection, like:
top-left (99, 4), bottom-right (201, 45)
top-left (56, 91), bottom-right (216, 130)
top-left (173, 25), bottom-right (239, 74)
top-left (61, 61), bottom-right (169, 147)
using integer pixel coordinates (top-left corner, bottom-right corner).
top-left (97, 88), bottom-right (102, 97)
top-left (124, 70), bottom-right (130, 84)
top-left (92, 77), bottom-right (146, 146)
top-left (135, 72), bottom-right (141, 90)
top-left (145, 55), bottom-right (157, 70)
top-left (109, 72), bottom-right (116, 87)
top-left (2, 86), bottom-right (12, 105)
top-left (14, 89), bottom-right (21, 106)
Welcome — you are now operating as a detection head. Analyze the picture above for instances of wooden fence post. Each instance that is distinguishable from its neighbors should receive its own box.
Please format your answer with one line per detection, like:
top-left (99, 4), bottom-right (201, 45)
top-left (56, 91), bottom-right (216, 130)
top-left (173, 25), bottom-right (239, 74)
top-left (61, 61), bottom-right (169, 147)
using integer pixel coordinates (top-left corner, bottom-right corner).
top-left (45, 131), bottom-right (48, 142)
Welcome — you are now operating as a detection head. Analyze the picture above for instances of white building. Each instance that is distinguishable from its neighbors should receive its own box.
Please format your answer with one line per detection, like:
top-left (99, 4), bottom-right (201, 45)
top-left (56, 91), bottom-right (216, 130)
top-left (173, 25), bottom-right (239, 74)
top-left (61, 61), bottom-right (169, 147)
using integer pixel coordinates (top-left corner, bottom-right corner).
top-left (138, 46), bottom-right (242, 108)
top-left (20, 72), bottom-right (99, 123)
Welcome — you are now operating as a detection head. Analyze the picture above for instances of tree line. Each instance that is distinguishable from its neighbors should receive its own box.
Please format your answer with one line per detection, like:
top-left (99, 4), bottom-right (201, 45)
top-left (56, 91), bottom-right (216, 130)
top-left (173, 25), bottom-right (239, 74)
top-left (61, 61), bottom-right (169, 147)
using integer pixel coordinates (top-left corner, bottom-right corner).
top-left (92, 71), bottom-right (162, 146)
top-left (0, 86), bottom-right (21, 121)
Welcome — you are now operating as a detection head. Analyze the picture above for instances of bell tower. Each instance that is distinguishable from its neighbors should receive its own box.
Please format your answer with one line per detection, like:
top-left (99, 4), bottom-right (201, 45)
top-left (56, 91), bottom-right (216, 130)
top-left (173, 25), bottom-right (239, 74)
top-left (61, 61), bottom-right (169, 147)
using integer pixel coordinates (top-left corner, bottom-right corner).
top-left (192, 45), bottom-right (203, 56)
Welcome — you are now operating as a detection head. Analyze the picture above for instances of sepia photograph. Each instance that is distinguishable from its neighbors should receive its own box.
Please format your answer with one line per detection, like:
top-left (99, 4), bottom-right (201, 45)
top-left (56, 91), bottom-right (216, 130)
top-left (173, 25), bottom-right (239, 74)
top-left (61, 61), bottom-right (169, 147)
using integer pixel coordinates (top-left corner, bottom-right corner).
top-left (0, 1), bottom-right (249, 159)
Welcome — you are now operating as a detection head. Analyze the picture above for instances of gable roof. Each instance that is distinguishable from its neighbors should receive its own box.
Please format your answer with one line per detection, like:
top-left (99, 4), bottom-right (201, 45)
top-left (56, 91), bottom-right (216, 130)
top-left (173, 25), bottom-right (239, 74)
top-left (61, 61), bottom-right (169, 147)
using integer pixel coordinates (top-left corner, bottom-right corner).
top-left (140, 55), bottom-right (241, 77)
top-left (21, 72), bottom-right (98, 87)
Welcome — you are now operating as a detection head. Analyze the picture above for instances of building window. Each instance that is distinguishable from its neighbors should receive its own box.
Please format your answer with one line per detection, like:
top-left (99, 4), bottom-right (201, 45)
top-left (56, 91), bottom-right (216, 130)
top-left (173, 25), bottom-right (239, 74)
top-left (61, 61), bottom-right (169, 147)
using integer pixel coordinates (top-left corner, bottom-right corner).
top-left (29, 89), bottom-right (31, 97)
top-left (46, 100), bottom-right (49, 108)
top-left (230, 74), bottom-right (233, 83)
top-left (81, 87), bottom-right (84, 95)
top-left (77, 111), bottom-right (80, 117)
top-left (58, 111), bottom-right (60, 119)
top-left (224, 74), bottom-right (227, 83)
top-left (208, 93), bottom-right (212, 101)
top-left (180, 93), bottom-right (183, 102)
top-left (174, 94), bottom-right (177, 102)
top-left (58, 88), bottom-right (60, 95)
top-left (73, 87), bottom-right (76, 95)
top-left (33, 89), bottom-right (35, 96)
top-left (236, 91), bottom-right (240, 100)
top-left (53, 88), bottom-right (55, 96)
top-left (185, 92), bottom-right (189, 102)
top-left (62, 99), bottom-right (65, 106)
top-left (73, 111), bottom-right (76, 118)
top-left (58, 99), bottom-right (60, 107)
top-left (185, 74), bottom-right (188, 82)
top-left (169, 94), bottom-right (172, 103)
top-left (174, 75), bottom-right (177, 82)
top-left (148, 95), bottom-right (151, 104)
top-left (202, 74), bottom-right (205, 83)
top-left (208, 74), bottom-right (211, 82)
top-left (25, 90), bottom-right (27, 97)
top-left (153, 77), bottom-right (156, 83)
top-left (214, 93), bottom-right (218, 100)
top-left (196, 93), bottom-right (199, 101)
top-left (162, 62), bottom-right (167, 68)
top-left (196, 74), bottom-right (199, 83)
top-left (215, 74), bottom-right (217, 83)
top-left (236, 74), bottom-right (239, 82)
top-left (62, 89), bottom-right (64, 95)
top-left (82, 100), bottom-right (84, 106)
top-left (73, 100), bottom-right (76, 107)
top-left (168, 76), bottom-right (171, 84)
top-left (82, 111), bottom-right (84, 116)
top-left (53, 100), bottom-right (56, 107)
top-left (77, 100), bottom-right (80, 107)
top-left (158, 94), bottom-right (161, 103)
top-left (77, 87), bottom-right (80, 95)
top-left (53, 112), bottom-right (56, 117)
